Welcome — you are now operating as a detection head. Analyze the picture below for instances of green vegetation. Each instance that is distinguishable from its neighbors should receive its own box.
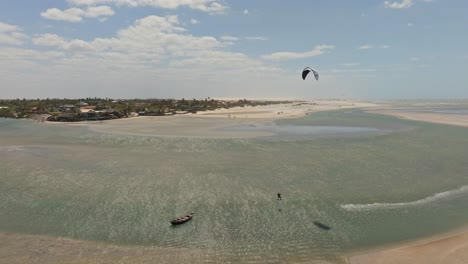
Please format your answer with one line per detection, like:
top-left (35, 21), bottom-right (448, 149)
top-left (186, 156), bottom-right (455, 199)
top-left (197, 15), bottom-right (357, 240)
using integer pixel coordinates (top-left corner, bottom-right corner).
top-left (0, 97), bottom-right (292, 121)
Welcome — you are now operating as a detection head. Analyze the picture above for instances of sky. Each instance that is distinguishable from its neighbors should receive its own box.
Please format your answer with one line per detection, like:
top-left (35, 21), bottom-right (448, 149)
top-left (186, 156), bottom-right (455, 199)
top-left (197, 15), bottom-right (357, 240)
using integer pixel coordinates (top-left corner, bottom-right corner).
top-left (0, 0), bottom-right (467, 99)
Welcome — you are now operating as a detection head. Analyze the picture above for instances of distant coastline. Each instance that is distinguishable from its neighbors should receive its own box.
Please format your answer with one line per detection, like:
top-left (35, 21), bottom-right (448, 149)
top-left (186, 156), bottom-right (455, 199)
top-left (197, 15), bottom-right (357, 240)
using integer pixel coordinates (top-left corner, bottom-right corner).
top-left (0, 98), bottom-right (293, 122)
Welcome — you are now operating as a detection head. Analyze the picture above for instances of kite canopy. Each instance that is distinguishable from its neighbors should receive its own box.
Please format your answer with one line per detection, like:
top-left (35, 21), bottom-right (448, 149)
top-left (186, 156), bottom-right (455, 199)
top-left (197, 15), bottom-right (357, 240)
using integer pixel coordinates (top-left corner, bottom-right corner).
top-left (302, 67), bottom-right (319, 81)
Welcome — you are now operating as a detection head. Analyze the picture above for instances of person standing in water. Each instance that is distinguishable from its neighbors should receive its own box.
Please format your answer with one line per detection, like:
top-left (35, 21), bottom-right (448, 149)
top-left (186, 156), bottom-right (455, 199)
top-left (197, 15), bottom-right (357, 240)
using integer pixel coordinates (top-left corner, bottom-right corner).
top-left (277, 193), bottom-right (282, 200)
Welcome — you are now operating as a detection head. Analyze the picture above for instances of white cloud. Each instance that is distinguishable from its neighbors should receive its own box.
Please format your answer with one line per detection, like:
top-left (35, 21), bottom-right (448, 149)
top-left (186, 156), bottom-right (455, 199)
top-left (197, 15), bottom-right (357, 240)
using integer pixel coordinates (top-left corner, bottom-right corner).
top-left (243, 9), bottom-right (249, 15)
top-left (5, 14), bottom-right (298, 99)
top-left (85, 5), bottom-right (115, 17)
top-left (384, 0), bottom-right (414, 9)
top-left (68, 0), bottom-right (228, 14)
top-left (41, 8), bottom-right (83, 22)
top-left (358, 44), bottom-right (373, 50)
top-left (0, 22), bottom-right (20, 33)
top-left (170, 50), bottom-right (263, 70)
top-left (0, 22), bottom-right (28, 45)
top-left (33, 34), bottom-right (96, 52)
top-left (380, 45), bottom-right (391, 49)
top-left (384, 0), bottom-right (433, 9)
top-left (261, 45), bottom-right (334, 61)
top-left (41, 6), bottom-right (114, 22)
top-left (31, 15), bottom-right (266, 68)
top-left (220, 35), bottom-right (239, 41)
top-left (0, 47), bottom-right (64, 61)
top-left (410, 57), bottom-right (420, 61)
top-left (32, 34), bottom-right (66, 47)
top-left (407, 22), bottom-right (414, 27)
top-left (245, 36), bottom-right (268, 41)
top-left (190, 19), bottom-right (199, 24)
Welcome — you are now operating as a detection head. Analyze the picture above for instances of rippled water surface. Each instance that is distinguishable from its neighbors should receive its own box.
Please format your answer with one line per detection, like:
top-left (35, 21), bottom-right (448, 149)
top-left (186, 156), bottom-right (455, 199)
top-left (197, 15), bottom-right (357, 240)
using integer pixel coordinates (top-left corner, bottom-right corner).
top-left (1, 110), bottom-right (468, 263)
top-left (392, 108), bottom-right (468, 115)
top-left (221, 124), bottom-right (384, 137)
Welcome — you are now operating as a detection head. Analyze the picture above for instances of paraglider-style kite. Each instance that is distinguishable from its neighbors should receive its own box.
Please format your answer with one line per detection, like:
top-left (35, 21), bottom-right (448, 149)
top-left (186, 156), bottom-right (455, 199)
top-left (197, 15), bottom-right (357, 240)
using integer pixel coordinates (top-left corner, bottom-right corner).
top-left (302, 67), bottom-right (319, 81)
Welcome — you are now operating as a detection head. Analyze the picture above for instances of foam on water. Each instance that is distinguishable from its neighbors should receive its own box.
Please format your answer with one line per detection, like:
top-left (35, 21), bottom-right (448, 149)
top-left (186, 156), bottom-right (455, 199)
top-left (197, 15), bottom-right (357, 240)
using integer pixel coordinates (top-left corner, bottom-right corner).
top-left (341, 185), bottom-right (468, 211)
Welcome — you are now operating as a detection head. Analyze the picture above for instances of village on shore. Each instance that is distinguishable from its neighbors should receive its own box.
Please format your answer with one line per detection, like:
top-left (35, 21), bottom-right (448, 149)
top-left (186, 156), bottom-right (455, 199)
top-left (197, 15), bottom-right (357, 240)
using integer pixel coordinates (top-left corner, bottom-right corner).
top-left (0, 98), bottom-right (291, 122)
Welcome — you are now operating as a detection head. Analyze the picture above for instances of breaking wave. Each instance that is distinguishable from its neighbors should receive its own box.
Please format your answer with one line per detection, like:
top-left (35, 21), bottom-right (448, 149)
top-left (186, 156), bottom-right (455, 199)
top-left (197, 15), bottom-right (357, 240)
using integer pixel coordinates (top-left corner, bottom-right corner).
top-left (341, 185), bottom-right (468, 211)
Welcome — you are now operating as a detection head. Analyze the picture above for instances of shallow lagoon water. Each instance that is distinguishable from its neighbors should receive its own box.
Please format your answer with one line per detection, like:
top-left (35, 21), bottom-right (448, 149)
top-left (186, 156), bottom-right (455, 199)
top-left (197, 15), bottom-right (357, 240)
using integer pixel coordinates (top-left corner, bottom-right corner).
top-left (392, 108), bottom-right (468, 115)
top-left (1, 111), bottom-right (468, 263)
top-left (221, 124), bottom-right (384, 137)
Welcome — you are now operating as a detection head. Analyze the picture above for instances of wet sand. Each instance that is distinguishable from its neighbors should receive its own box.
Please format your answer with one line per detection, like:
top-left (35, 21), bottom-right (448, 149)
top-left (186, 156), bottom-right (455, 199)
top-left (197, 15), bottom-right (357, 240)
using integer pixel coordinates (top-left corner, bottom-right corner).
top-left (0, 232), bottom-right (338, 264)
top-left (369, 110), bottom-right (468, 128)
top-left (348, 230), bottom-right (468, 264)
top-left (0, 232), bottom-right (197, 264)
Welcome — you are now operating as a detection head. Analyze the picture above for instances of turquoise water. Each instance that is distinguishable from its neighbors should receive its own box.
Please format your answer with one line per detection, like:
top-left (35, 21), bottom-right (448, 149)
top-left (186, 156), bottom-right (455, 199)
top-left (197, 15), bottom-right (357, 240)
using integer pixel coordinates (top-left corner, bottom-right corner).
top-left (1, 110), bottom-right (468, 263)
top-left (392, 108), bottom-right (468, 115)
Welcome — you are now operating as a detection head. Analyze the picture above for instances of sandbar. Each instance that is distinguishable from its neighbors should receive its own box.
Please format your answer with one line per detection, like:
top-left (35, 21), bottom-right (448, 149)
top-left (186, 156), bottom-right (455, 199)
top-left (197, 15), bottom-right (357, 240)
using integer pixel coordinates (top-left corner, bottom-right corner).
top-left (348, 229), bottom-right (468, 264)
top-left (59, 100), bottom-right (377, 138)
top-left (369, 110), bottom-right (468, 128)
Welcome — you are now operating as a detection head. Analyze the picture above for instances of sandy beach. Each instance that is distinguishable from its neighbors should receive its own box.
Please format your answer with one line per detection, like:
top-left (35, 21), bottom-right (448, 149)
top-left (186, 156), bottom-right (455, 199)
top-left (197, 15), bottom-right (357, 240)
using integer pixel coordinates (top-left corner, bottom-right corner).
top-left (348, 230), bottom-right (468, 264)
top-left (58, 100), bottom-right (377, 138)
top-left (369, 109), bottom-right (468, 128)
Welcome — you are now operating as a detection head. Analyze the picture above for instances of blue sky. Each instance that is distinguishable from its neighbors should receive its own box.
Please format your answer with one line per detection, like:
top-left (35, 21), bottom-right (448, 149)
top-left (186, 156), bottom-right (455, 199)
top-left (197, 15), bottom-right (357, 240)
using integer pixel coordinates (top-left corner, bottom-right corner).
top-left (0, 0), bottom-right (467, 99)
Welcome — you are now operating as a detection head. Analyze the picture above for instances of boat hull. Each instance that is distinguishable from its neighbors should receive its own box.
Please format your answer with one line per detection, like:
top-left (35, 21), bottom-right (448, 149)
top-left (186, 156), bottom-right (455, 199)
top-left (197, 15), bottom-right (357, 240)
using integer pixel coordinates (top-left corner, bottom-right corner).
top-left (170, 213), bottom-right (193, 225)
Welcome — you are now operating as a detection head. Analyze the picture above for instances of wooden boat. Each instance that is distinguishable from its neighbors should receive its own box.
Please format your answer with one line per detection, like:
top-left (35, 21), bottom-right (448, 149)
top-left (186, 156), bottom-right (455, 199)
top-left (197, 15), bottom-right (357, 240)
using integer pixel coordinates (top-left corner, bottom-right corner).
top-left (170, 213), bottom-right (194, 225)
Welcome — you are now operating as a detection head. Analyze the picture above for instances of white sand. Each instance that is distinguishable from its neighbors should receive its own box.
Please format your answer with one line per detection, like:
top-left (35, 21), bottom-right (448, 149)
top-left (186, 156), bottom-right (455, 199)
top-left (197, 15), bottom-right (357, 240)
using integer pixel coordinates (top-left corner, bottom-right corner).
top-left (56, 100), bottom-right (377, 138)
top-left (192, 100), bottom-right (376, 119)
top-left (369, 110), bottom-right (468, 128)
top-left (348, 230), bottom-right (468, 264)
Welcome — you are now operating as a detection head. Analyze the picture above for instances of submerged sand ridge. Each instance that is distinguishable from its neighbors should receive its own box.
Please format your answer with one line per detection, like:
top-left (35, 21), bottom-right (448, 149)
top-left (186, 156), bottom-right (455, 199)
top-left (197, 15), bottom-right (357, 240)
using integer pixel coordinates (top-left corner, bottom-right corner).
top-left (369, 109), bottom-right (468, 128)
top-left (3, 229), bottom-right (468, 264)
top-left (0, 232), bottom-right (198, 264)
top-left (366, 100), bottom-right (468, 128)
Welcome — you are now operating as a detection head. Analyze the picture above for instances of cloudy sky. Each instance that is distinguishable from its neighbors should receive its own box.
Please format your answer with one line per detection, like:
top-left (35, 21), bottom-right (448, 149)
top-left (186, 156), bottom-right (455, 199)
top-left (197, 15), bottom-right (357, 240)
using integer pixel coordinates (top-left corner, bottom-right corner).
top-left (0, 0), bottom-right (467, 99)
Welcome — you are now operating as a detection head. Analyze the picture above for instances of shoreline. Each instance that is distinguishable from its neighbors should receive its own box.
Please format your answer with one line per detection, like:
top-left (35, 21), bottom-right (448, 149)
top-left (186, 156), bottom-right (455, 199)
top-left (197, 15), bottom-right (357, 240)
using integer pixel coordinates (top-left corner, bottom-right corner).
top-left (44, 100), bottom-right (377, 138)
top-left (368, 109), bottom-right (468, 128)
top-left (3, 226), bottom-right (468, 264)
top-left (347, 226), bottom-right (468, 264)
top-left (0, 232), bottom-right (200, 264)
